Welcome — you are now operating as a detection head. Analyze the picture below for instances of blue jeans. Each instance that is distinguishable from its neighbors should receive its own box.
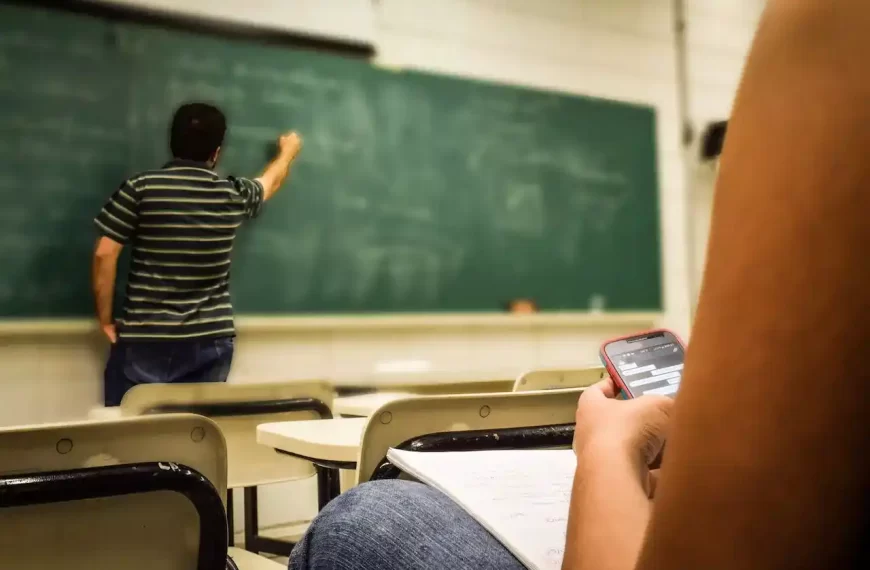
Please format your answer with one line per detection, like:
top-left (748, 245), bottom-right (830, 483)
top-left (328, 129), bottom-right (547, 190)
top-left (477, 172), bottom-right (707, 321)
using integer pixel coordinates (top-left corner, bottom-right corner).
top-left (290, 480), bottom-right (525, 570)
top-left (103, 337), bottom-right (235, 406)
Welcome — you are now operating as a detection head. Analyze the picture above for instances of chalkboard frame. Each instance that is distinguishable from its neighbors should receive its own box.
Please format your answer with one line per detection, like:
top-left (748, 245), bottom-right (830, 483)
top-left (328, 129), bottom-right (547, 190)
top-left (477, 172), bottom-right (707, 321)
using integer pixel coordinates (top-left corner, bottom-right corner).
top-left (0, 312), bottom-right (663, 337)
top-left (1, 0), bottom-right (375, 58)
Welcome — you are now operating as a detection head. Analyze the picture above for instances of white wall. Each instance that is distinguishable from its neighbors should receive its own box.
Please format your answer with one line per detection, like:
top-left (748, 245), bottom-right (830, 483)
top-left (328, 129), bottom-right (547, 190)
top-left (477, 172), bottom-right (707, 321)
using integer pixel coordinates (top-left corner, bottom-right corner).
top-left (1, 0), bottom-right (765, 536)
top-left (98, 0), bottom-right (376, 44)
top-left (685, 0), bottom-right (766, 293)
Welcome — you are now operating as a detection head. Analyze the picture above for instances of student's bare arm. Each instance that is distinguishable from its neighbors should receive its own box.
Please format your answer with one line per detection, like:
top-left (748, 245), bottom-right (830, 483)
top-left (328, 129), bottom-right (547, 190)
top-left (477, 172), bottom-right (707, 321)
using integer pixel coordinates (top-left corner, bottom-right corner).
top-left (92, 236), bottom-right (123, 343)
top-left (257, 132), bottom-right (302, 201)
top-left (637, 1), bottom-right (870, 569)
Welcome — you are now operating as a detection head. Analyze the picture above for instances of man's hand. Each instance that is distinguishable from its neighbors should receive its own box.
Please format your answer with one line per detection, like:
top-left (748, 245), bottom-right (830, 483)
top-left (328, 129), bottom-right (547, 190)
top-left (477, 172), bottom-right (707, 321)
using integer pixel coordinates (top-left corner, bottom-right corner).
top-left (259, 132), bottom-right (303, 201)
top-left (278, 131), bottom-right (303, 160)
top-left (92, 236), bottom-right (122, 343)
top-left (102, 323), bottom-right (117, 344)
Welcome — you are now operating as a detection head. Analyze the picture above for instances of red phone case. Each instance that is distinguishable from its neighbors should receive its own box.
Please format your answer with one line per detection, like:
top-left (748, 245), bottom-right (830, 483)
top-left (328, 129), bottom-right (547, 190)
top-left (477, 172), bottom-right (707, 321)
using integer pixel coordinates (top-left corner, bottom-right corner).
top-left (599, 328), bottom-right (686, 398)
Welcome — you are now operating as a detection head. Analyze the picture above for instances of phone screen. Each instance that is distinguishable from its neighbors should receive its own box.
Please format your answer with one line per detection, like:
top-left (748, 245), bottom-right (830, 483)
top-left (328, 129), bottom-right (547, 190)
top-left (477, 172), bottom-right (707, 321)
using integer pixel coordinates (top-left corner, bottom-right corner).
top-left (604, 332), bottom-right (684, 398)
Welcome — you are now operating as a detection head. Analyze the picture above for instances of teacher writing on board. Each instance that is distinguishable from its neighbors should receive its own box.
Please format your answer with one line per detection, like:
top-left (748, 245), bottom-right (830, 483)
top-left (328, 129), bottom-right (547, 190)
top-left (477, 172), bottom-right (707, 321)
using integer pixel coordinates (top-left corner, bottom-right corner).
top-left (91, 102), bottom-right (302, 406)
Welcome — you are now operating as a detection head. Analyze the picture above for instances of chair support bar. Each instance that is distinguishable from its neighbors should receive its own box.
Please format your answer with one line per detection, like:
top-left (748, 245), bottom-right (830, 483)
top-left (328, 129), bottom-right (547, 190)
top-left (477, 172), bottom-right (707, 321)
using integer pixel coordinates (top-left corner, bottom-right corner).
top-left (147, 397), bottom-right (333, 420)
top-left (369, 423), bottom-right (575, 481)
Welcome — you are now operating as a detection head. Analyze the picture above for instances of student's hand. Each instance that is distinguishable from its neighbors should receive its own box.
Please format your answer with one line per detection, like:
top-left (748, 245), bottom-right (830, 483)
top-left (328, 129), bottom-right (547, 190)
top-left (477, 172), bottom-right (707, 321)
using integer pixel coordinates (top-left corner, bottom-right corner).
top-left (102, 323), bottom-right (117, 344)
top-left (278, 131), bottom-right (303, 159)
top-left (573, 378), bottom-right (673, 496)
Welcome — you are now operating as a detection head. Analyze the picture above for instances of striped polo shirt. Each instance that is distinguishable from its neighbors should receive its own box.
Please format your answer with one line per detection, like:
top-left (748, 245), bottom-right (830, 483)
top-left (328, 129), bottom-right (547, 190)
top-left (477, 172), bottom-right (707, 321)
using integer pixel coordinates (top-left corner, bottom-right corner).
top-left (94, 159), bottom-right (264, 341)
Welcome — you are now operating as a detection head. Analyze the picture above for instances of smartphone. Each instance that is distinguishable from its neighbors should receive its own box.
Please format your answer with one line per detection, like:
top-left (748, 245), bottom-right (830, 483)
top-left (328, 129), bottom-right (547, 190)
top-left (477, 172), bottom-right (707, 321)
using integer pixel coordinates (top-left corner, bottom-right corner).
top-left (600, 329), bottom-right (685, 398)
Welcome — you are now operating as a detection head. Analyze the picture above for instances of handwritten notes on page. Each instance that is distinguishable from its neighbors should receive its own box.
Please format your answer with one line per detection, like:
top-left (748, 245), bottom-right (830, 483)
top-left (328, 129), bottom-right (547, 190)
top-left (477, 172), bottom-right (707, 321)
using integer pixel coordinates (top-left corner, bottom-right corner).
top-left (386, 448), bottom-right (576, 570)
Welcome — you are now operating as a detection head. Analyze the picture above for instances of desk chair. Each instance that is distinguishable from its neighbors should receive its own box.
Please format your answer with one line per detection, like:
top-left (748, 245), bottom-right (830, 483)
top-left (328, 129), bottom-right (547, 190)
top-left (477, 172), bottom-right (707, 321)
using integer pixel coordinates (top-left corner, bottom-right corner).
top-left (512, 366), bottom-right (607, 392)
top-left (356, 389), bottom-right (583, 484)
top-left (0, 414), bottom-right (282, 570)
top-left (121, 381), bottom-right (333, 557)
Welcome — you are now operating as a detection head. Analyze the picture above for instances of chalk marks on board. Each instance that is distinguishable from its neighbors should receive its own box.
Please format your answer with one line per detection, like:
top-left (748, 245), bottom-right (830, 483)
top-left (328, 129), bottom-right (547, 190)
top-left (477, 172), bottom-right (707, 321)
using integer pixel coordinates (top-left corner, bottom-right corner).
top-left (377, 203), bottom-right (434, 224)
top-left (0, 31), bottom-right (56, 52)
top-left (173, 52), bottom-right (224, 74)
top-left (305, 128), bottom-right (357, 165)
top-left (496, 182), bottom-right (546, 238)
top-left (239, 223), bottom-right (465, 308)
top-left (230, 125), bottom-right (285, 142)
top-left (0, 278), bottom-right (81, 307)
top-left (244, 225), bottom-right (323, 305)
top-left (0, 117), bottom-right (126, 144)
top-left (321, 242), bottom-right (467, 306)
top-left (333, 194), bottom-right (370, 213)
top-left (379, 82), bottom-right (434, 150)
top-left (67, 40), bottom-right (103, 60)
top-left (452, 93), bottom-right (629, 246)
top-left (526, 148), bottom-right (627, 187)
top-left (383, 247), bottom-right (440, 304)
top-left (0, 79), bottom-right (102, 104)
top-left (261, 91), bottom-right (306, 108)
top-left (321, 245), bottom-right (380, 304)
top-left (281, 68), bottom-right (342, 93)
top-left (166, 78), bottom-right (246, 105)
top-left (232, 64), bottom-right (342, 93)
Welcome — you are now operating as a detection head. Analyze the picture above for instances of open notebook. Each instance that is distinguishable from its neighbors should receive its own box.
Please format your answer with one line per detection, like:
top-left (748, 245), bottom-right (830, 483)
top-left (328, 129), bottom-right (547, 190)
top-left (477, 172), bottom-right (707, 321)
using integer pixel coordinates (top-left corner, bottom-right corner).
top-left (387, 448), bottom-right (576, 570)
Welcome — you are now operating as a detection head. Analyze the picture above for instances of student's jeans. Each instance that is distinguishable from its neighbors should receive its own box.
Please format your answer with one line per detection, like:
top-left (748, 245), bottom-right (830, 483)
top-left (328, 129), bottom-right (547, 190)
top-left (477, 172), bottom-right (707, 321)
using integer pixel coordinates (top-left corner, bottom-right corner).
top-left (289, 480), bottom-right (526, 570)
top-left (103, 337), bottom-right (234, 406)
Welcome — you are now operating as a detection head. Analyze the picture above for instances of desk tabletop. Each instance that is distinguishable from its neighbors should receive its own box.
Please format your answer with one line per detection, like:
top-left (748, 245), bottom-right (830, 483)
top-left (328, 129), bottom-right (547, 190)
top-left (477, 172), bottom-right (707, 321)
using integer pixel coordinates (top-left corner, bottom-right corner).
top-left (257, 418), bottom-right (366, 464)
top-left (334, 392), bottom-right (413, 417)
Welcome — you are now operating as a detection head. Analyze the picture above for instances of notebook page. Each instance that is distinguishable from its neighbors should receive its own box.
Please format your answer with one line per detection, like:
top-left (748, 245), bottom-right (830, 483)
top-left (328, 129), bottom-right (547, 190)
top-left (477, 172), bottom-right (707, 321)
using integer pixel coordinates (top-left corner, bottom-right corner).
top-left (387, 448), bottom-right (576, 570)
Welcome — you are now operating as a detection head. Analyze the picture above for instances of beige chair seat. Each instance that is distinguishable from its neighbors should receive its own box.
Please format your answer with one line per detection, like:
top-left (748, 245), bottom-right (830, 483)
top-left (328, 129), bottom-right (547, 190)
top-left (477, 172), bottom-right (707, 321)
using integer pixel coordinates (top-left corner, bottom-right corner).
top-left (229, 547), bottom-right (286, 570)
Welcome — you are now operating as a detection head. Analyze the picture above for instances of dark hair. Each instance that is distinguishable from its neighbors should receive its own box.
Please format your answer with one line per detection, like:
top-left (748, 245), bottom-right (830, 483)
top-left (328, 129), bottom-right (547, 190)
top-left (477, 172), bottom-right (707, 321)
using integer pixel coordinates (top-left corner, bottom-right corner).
top-left (170, 103), bottom-right (227, 162)
top-left (502, 298), bottom-right (539, 312)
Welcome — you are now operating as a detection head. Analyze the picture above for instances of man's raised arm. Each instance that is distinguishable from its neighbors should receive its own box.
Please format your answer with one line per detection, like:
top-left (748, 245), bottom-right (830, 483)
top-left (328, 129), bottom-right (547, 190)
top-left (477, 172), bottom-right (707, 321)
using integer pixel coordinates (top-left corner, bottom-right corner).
top-left (257, 131), bottom-right (303, 201)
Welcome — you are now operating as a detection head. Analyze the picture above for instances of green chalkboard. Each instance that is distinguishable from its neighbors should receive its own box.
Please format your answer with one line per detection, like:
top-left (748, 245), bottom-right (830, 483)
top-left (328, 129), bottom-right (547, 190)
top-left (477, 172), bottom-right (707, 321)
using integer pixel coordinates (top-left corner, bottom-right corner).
top-left (0, 3), bottom-right (662, 317)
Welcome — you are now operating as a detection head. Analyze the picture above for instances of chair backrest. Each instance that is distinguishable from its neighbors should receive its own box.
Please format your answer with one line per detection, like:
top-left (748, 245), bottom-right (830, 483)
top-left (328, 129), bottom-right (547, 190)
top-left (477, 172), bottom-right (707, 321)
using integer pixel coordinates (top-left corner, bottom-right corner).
top-left (121, 381), bottom-right (334, 488)
top-left (0, 414), bottom-right (226, 570)
top-left (512, 366), bottom-right (607, 392)
top-left (357, 389), bottom-right (583, 483)
top-left (339, 370), bottom-right (516, 395)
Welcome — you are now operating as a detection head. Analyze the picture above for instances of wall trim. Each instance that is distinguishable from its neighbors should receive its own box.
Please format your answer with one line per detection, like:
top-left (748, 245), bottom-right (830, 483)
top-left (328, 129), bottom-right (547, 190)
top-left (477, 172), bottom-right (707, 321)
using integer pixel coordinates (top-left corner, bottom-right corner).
top-left (2, 0), bottom-right (376, 58)
top-left (0, 313), bottom-right (661, 336)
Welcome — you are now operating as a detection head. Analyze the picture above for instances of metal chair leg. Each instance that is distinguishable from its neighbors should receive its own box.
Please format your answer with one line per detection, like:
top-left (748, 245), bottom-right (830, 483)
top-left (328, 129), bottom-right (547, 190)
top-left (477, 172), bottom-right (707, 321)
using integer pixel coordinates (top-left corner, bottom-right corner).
top-left (243, 486), bottom-right (258, 553)
top-left (227, 487), bottom-right (235, 547)
top-left (315, 465), bottom-right (341, 511)
top-left (243, 485), bottom-right (295, 557)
